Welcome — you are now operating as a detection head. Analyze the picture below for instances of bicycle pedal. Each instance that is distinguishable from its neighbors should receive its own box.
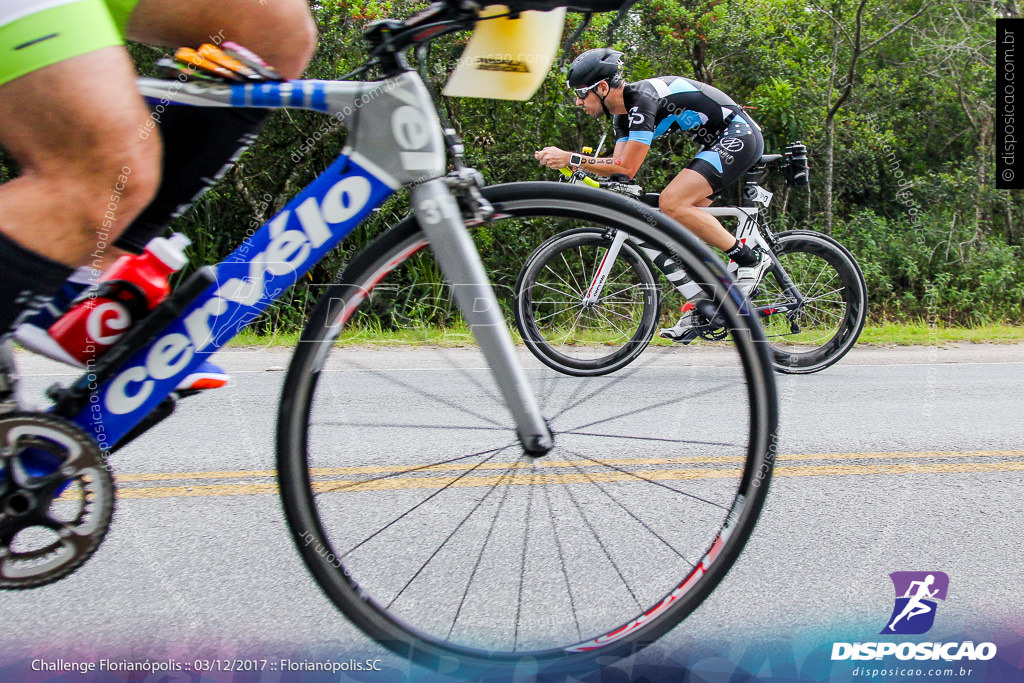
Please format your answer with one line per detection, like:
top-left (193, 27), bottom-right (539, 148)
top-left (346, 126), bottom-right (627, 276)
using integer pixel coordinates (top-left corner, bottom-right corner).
top-left (693, 301), bottom-right (727, 329)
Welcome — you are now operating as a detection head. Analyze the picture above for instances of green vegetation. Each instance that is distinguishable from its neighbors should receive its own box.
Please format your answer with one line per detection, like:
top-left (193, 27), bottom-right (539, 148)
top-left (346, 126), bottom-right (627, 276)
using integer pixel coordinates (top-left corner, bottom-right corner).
top-left (857, 322), bottom-right (1024, 345)
top-left (228, 322), bottom-right (1024, 349)
top-left (3, 0), bottom-right (1017, 336)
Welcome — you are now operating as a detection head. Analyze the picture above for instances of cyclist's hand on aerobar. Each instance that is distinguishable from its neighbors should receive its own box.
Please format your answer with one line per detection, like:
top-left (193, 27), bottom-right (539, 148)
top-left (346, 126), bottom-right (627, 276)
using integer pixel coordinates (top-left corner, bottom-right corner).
top-left (535, 146), bottom-right (571, 170)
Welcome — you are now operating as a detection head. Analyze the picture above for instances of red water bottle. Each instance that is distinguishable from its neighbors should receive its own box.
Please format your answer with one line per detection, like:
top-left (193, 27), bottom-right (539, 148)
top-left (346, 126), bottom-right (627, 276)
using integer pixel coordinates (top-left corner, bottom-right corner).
top-left (48, 233), bottom-right (191, 365)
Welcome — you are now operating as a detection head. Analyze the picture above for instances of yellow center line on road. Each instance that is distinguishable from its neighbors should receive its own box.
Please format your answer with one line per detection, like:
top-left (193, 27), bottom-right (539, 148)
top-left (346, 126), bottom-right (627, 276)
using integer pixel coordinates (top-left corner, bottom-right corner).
top-left (113, 450), bottom-right (1024, 483)
top-left (111, 450), bottom-right (1024, 500)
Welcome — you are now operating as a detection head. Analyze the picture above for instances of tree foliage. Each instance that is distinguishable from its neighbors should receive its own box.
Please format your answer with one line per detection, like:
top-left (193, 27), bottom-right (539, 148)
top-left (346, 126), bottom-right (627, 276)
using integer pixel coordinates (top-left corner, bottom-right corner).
top-left (0, 0), bottom-right (1017, 328)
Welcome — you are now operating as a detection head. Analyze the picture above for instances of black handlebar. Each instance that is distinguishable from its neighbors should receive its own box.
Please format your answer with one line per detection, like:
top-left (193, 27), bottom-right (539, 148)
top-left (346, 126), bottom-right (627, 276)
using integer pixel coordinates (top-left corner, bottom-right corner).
top-left (363, 0), bottom-right (636, 67)
top-left (363, 2), bottom-right (478, 69)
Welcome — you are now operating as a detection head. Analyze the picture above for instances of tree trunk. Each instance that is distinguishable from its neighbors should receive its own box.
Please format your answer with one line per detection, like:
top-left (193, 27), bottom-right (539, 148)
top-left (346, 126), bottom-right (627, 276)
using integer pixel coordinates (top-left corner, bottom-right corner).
top-left (690, 40), bottom-right (709, 83)
top-left (817, 0), bottom-right (932, 233)
top-left (822, 117), bottom-right (836, 234)
top-left (821, 17), bottom-right (843, 234)
top-left (974, 117), bottom-right (993, 242)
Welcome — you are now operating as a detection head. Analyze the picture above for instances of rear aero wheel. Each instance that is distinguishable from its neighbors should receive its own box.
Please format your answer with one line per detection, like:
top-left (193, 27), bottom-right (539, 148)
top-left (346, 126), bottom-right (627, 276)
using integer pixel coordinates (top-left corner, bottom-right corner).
top-left (754, 230), bottom-right (867, 374)
top-left (514, 228), bottom-right (660, 377)
top-left (277, 182), bottom-right (778, 675)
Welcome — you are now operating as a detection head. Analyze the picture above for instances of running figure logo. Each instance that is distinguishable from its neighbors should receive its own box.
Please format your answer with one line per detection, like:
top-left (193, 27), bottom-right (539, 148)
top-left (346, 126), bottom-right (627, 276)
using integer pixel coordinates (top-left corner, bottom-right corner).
top-left (881, 571), bottom-right (949, 635)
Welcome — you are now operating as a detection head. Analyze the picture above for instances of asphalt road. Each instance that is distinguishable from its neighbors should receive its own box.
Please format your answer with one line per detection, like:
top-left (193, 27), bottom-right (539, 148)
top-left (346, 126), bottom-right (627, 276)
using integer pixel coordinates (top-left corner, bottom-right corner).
top-left (1, 343), bottom-right (1021, 681)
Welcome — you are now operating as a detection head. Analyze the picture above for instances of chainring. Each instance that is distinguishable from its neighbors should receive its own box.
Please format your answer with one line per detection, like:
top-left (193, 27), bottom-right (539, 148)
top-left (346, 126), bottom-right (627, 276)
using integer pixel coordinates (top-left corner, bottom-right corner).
top-left (696, 324), bottom-right (730, 342)
top-left (692, 309), bottom-right (730, 341)
top-left (0, 412), bottom-right (114, 589)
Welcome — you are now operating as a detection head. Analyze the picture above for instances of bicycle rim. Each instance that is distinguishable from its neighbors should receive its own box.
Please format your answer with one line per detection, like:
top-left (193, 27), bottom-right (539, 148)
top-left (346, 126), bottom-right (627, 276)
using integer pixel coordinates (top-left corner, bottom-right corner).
top-left (515, 228), bottom-right (660, 377)
top-left (277, 182), bottom-right (778, 675)
top-left (755, 231), bottom-right (867, 374)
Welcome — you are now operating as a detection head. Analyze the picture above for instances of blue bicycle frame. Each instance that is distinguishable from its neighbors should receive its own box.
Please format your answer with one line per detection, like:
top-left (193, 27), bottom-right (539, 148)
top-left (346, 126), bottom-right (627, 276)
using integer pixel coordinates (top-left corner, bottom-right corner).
top-left (54, 73), bottom-right (552, 455)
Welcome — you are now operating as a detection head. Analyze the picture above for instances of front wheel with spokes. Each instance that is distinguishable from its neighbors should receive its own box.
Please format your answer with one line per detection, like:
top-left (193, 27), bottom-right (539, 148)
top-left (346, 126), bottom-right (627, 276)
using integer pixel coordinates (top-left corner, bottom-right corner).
top-left (514, 228), bottom-right (661, 377)
top-left (276, 182), bottom-right (778, 675)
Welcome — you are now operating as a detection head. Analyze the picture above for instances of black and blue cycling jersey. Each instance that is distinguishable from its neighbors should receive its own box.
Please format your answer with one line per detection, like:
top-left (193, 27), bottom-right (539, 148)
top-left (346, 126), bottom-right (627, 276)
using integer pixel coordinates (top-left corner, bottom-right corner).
top-left (612, 76), bottom-right (763, 193)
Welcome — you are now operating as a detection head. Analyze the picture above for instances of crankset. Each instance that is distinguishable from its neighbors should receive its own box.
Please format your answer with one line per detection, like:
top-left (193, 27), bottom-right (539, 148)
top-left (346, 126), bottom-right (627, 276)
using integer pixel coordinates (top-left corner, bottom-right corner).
top-left (696, 322), bottom-right (730, 341)
top-left (0, 412), bottom-right (114, 589)
top-left (691, 304), bottom-right (730, 341)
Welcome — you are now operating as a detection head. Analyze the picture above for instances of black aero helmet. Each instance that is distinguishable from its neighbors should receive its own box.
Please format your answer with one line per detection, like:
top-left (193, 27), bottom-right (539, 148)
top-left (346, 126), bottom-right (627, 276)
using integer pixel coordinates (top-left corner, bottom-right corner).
top-left (566, 48), bottom-right (624, 96)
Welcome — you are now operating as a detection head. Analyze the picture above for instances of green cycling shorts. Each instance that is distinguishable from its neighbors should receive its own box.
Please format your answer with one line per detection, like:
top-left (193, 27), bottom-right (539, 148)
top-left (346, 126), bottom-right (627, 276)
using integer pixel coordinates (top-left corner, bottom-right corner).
top-left (0, 0), bottom-right (140, 87)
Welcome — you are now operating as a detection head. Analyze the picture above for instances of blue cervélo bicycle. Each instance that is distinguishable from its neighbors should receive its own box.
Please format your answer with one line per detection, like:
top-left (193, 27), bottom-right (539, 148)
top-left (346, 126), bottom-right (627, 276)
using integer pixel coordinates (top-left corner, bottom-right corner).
top-left (0, 0), bottom-right (777, 674)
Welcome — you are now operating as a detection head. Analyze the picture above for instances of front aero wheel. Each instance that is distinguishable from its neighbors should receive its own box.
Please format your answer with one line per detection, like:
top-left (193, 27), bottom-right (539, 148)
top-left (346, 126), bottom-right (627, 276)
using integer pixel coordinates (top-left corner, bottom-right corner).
top-left (514, 228), bottom-right (660, 377)
top-left (754, 230), bottom-right (867, 374)
top-left (277, 182), bottom-right (778, 675)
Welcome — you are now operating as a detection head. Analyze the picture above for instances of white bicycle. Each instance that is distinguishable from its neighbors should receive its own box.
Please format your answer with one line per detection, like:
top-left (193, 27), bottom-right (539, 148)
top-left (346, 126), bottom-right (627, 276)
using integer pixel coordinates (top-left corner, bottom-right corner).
top-left (514, 145), bottom-right (868, 375)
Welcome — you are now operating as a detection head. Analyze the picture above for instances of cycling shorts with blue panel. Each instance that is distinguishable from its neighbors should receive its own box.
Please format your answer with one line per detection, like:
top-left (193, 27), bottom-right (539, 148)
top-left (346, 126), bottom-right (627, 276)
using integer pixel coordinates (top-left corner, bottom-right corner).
top-left (686, 110), bottom-right (764, 194)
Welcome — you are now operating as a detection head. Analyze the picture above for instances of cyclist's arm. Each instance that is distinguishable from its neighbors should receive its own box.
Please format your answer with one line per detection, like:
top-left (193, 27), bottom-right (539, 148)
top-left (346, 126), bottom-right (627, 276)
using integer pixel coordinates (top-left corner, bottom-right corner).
top-left (534, 142), bottom-right (647, 178)
top-left (595, 139), bottom-right (648, 178)
top-left (597, 83), bottom-right (657, 179)
top-left (568, 141), bottom-right (647, 178)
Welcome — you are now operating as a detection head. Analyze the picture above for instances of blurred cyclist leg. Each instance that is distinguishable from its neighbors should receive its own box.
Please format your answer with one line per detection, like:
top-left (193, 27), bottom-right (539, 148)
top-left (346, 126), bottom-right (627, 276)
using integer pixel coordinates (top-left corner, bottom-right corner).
top-left (0, 3), bottom-right (161, 329)
top-left (0, 0), bottom-right (315, 393)
top-left (112, 0), bottom-right (316, 254)
top-left (0, 0), bottom-right (316, 332)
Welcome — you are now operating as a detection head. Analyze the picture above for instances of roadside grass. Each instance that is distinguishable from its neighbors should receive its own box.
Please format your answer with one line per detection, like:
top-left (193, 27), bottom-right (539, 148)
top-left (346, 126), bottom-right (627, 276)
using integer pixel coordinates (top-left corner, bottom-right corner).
top-left (229, 322), bottom-right (480, 349)
top-left (228, 321), bottom-right (1024, 349)
top-left (858, 322), bottom-right (1024, 345)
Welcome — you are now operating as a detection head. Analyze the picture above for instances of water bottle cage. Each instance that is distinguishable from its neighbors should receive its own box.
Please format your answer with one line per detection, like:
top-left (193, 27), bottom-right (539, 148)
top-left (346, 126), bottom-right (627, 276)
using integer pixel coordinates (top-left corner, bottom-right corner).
top-left (85, 280), bottom-right (151, 322)
top-left (783, 141), bottom-right (810, 187)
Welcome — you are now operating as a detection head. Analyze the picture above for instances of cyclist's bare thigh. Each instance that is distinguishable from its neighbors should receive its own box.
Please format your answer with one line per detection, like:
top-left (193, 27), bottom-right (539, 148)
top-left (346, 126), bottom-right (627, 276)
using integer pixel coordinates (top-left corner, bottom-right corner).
top-left (0, 46), bottom-right (157, 262)
top-left (0, 46), bottom-right (152, 177)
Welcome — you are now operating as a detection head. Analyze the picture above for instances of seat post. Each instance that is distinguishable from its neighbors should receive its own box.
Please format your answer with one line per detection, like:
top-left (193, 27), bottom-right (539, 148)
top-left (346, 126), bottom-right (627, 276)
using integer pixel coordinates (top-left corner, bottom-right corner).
top-left (741, 162), bottom-right (769, 207)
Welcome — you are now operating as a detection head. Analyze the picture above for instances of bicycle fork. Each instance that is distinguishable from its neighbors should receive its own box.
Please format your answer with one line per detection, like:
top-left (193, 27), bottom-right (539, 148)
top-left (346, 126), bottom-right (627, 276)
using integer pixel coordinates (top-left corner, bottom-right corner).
top-left (410, 180), bottom-right (553, 456)
top-left (582, 229), bottom-right (629, 306)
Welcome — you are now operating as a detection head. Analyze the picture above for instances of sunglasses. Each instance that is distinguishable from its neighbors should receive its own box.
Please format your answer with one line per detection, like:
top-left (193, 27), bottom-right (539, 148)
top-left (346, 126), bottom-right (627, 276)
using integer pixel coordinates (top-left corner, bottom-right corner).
top-left (572, 82), bottom-right (603, 99)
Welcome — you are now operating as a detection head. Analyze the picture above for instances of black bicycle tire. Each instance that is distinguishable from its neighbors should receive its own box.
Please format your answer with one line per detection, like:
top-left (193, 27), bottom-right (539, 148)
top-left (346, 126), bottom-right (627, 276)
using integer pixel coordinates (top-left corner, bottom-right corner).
top-left (513, 228), bottom-right (660, 377)
top-left (276, 181), bottom-right (778, 675)
top-left (759, 230), bottom-right (867, 374)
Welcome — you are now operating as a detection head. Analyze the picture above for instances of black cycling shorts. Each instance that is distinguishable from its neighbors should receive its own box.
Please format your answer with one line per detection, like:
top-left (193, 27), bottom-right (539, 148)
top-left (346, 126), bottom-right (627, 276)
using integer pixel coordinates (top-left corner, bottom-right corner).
top-left (685, 108), bottom-right (764, 195)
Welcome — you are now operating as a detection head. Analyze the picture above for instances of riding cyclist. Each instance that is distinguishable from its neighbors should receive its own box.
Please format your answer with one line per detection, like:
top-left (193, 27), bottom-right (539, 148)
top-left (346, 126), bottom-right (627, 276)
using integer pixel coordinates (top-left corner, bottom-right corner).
top-left (535, 48), bottom-right (770, 343)
top-left (0, 0), bottom-right (315, 397)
